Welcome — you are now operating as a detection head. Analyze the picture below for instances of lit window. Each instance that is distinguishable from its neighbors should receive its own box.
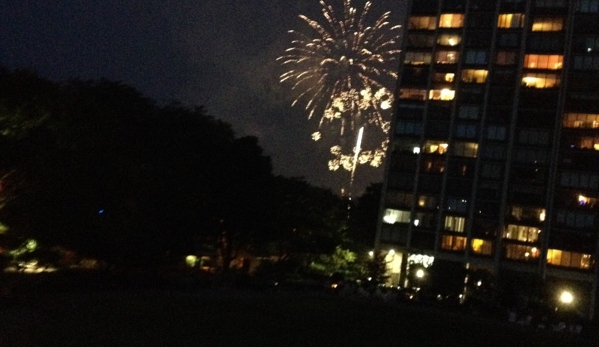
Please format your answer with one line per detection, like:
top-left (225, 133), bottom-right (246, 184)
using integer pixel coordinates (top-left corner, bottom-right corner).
top-left (433, 72), bottom-right (455, 83)
top-left (576, 136), bottom-right (599, 150)
top-left (383, 208), bottom-right (410, 224)
top-left (399, 89), bottom-right (427, 101)
top-left (524, 54), bottom-right (563, 69)
top-left (579, 194), bottom-right (594, 205)
top-left (471, 239), bottom-right (493, 255)
top-left (404, 52), bottom-right (433, 65)
top-left (437, 34), bottom-right (461, 46)
top-left (417, 195), bottom-right (438, 209)
top-left (436, 51), bottom-right (459, 64)
top-left (429, 89), bottom-right (455, 100)
top-left (510, 205), bottom-right (546, 222)
top-left (408, 16), bottom-right (437, 30)
top-left (461, 69), bottom-right (488, 83)
top-left (497, 14), bottom-right (525, 28)
top-left (452, 141), bottom-right (478, 157)
top-left (444, 215), bottom-right (466, 232)
top-left (439, 14), bottom-right (464, 28)
top-left (504, 225), bottom-right (541, 243)
top-left (423, 141), bottom-right (449, 154)
top-left (547, 249), bottom-right (593, 269)
top-left (441, 235), bottom-right (466, 251)
top-left (521, 73), bottom-right (560, 88)
top-left (531, 16), bottom-right (564, 31)
top-left (504, 244), bottom-right (540, 261)
top-left (563, 113), bottom-right (599, 128)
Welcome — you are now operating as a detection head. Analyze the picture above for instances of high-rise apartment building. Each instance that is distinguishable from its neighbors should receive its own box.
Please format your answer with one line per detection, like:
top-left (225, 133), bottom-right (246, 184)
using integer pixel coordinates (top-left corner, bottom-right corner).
top-left (376, 0), bottom-right (599, 318)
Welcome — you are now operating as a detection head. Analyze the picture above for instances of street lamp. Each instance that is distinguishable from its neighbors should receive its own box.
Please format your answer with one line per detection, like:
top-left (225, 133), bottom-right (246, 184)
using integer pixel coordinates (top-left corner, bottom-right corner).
top-left (560, 290), bottom-right (574, 304)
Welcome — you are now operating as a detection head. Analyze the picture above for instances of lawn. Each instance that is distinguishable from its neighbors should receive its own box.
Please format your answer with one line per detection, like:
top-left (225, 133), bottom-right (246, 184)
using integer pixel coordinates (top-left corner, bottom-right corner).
top-left (0, 289), bottom-right (594, 347)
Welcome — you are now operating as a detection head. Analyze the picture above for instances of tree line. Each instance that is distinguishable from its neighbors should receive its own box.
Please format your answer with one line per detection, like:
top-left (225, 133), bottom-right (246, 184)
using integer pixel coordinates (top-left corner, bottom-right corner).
top-left (0, 67), bottom-right (381, 278)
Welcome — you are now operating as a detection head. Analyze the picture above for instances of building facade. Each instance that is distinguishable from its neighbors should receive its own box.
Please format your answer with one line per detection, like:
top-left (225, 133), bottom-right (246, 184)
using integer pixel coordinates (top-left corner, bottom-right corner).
top-left (376, 0), bottom-right (599, 318)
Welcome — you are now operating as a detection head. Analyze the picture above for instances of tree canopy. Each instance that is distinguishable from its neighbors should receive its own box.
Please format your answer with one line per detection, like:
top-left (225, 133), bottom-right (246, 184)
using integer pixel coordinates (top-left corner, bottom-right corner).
top-left (0, 68), bottom-right (375, 273)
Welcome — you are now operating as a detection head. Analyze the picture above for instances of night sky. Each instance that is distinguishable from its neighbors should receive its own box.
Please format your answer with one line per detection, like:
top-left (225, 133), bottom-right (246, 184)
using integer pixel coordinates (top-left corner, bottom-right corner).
top-left (0, 0), bottom-right (406, 195)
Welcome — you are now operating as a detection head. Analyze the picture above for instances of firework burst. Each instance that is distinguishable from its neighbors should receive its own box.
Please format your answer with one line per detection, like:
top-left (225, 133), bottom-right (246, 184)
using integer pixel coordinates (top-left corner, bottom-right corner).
top-left (278, 0), bottom-right (401, 171)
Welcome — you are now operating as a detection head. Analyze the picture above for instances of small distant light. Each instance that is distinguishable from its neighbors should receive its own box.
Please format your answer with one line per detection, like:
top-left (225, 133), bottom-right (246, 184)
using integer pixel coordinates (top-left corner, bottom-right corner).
top-left (368, 251), bottom-right (374, 257)
top-left (477, 280), bottom-right (482, 287)
top-left (98, 209), bottom-right (104, 214)
top-left (331, 283), bottom-right (338, 289)
top-left (388, 249), bottom-right (395, 256)
top-left (416, 269), bottom-right (425, 278)
top-left (367, 277), bottom-right (372, 281)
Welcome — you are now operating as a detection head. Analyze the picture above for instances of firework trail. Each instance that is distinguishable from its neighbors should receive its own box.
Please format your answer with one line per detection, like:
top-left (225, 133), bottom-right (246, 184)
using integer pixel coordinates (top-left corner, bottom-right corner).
top-left (278, 0), bottom-right (401, 172)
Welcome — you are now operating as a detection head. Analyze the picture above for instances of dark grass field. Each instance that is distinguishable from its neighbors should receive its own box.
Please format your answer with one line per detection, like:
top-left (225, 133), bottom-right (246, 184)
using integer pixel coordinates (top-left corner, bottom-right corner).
top-left (0, 289), bottom-right (595, 347)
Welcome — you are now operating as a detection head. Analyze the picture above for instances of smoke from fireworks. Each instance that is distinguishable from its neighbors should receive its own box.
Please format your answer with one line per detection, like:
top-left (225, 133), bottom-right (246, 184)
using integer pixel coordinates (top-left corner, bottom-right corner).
top-left (278, 0), bottom-right (401, 171)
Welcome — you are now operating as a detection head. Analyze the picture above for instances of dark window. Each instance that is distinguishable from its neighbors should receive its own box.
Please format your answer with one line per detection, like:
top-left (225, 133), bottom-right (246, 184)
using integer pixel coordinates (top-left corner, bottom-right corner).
top-left (428, 104), bottom-right (452, 119)
top-left (391, 154), bottom-right (419, 172)
top-left (481, 163), bottom-right (504, 179)
top-left (412, 0), bottom-right (440, 14)
top-left (573, 35), bottom-right (599, 53)
top-left (568, 72), bottom-right (599, 92)
top-left (465, 30), bottom-right (493, 47)
top-left (497, 32), bottom-right (520, 47)
top-left (517, 128), bottom-right (551, 145)
top-left (410, 231), bottom-right (436, 251)
top-left (407, 33), bottom-right (436, 48)
top-left (447, 159), bottom-right (475, 178)
top-left (487, 107), bottom-right (513, 123)
top-left (527, 34), bottom-right (564, 51)
top-left (418, 175), bottom-right (443, 193)
top-left (472, 218), bottom-right (499, 238)
top-left (402, 67), bottom-right (430, 86)
top-left (458, 105), bottom-right (480, 119)
top-left (467, 11), bottom-right (495, 27)
top-left (396, 120), bottom-right (423, 135)
top-left (510, 166), bottom-right (547, 184)
top-left (470, 0), bottom-right (496, 11)
top-left (397, 103), bottom-right (425, 119)
top-left (477, 181), bottom-right (501, 199)
top-left (455, 123), bottom-right (478, 138)
top-left (425, 120), bottom-right (451, 137)
top-left (475, 200), bottom-right (501, 217)
top-left (445, 196), bottom-right (469, 212)
top-left (480, 143), bottom-right (506, 160)
top-left (446, 178), bottom-right (474, 195)
top-left (489, 87), bottom-right (515, 105)
top-left (518, 90), bottom-right (559, 109)
top-left (459, 86), bottom-right (484, 103)
top-left (573, 15), bottom-right (599, 34)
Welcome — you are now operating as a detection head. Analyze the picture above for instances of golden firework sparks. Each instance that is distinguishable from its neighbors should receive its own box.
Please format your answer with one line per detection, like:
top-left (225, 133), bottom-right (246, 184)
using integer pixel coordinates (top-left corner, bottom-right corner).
top-left (279, 0), bottom-right (400, 171)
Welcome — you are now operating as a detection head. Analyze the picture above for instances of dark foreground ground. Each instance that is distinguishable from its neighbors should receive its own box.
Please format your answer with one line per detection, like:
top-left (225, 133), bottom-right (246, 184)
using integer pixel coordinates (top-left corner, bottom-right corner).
top-left (0, 287), bottom-right (596, 347)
